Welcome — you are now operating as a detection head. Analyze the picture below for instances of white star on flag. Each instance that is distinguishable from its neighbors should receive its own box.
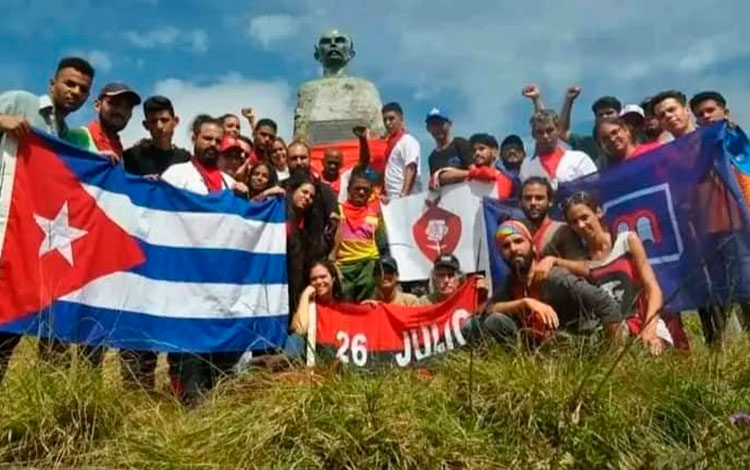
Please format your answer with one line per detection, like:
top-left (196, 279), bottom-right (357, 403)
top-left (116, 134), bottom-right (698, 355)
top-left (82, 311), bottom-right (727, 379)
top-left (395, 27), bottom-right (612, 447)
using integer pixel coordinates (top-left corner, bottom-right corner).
top-left (33, 202), bottom-right (88, 265)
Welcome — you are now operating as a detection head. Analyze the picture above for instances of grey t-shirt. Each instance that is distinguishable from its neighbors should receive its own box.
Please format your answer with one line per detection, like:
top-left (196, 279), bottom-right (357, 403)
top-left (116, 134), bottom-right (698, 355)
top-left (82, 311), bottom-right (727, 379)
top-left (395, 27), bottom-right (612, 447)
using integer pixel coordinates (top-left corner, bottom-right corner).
top-left (0, 91), bottom-right (67, 199)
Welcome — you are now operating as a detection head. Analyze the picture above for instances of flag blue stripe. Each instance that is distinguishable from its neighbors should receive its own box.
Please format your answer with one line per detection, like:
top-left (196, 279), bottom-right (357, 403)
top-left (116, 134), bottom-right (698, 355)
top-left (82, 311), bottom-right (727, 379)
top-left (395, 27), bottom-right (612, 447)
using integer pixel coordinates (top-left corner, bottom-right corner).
top-left (35, 130), bottom-right (286, 222)
top-left (2, 302), bottom-right (288, 352)
top-left (130, 240), bottom-right (288, 284)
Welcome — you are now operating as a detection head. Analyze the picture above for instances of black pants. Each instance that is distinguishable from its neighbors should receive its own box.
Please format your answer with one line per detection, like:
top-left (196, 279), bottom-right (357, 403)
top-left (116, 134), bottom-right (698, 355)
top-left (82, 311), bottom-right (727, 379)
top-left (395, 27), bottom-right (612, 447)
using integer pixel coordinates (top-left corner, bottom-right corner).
top-left (120, 350), bottom-right (159, 389)
top-left (167, 352), bottom-right (241, 404)
top-left (697, 305), bottom-right (729, 346)
top-left (0, 332), bottom-right (22, 383)
top-left (37, 337), bottom-right (104, 368)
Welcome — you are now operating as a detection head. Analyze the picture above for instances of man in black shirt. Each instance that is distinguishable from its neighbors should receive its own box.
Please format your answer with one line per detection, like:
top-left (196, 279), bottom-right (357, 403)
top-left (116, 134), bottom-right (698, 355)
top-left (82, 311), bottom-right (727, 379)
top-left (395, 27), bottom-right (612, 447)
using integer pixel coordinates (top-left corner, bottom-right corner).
top-left (121, 95), bottom-right (189, 389)
top-left (123, 96), bottom-right (190, 177)
top-left (425, 108), bottom-right (472, 187)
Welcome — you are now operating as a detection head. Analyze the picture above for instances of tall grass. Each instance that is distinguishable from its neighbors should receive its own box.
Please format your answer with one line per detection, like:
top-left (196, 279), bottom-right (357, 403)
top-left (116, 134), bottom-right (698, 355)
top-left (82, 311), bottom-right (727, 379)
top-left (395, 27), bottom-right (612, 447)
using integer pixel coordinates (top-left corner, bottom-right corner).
top-left (1, 317), bottom-right (750, 469)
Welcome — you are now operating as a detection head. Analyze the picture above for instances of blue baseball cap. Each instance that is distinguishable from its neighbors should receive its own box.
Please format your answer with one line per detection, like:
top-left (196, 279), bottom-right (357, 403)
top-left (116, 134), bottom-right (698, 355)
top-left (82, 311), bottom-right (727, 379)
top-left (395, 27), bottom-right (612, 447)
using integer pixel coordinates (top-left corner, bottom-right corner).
top-left (425, 107), bottom-right (451, 124)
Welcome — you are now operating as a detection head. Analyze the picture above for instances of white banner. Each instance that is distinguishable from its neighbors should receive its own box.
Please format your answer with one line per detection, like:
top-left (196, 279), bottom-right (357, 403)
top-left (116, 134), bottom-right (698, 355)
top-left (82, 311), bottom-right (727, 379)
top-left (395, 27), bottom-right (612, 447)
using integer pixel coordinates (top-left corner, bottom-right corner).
top-left (382, 182), bottom-right (498, 281)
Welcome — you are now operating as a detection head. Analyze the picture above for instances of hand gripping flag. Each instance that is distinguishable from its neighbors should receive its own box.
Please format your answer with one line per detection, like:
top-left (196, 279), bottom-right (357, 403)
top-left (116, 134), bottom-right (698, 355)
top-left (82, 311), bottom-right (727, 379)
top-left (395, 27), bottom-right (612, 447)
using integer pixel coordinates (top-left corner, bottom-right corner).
top-left (0, 131), bottom-right (288, 352)
top-left (483, 122), bottom-right (750, 311)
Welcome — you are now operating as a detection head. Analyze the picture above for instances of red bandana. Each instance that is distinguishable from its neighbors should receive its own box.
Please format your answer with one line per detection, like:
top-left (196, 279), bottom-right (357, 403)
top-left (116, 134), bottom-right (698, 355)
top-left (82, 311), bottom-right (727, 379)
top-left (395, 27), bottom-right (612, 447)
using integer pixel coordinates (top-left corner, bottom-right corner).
top-left (192, 157), bottom-right (224, 192)
top-left (539, 146), bottom-right (565, 179)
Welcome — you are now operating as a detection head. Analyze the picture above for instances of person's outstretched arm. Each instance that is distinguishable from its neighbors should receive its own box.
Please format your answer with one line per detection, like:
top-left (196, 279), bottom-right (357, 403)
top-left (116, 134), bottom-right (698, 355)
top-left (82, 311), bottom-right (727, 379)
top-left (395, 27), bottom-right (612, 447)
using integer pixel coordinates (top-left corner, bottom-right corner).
top-left (291, 285), bottom-right (316, 335)
top-left (522, 84), bottom-right (545, 112)
top-left (628, 232), bottom-right (664, 355)
top-left (559, 86), bottom-right (581, 142)
top-left (352, 125), bottom-right (371, 172)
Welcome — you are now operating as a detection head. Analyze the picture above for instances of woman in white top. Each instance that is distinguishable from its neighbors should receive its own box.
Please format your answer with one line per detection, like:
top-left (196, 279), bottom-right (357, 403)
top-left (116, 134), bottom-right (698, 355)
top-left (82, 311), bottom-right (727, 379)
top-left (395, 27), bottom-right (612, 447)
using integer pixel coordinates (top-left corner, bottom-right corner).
top-left (270, 137), bottom-right (290, 182)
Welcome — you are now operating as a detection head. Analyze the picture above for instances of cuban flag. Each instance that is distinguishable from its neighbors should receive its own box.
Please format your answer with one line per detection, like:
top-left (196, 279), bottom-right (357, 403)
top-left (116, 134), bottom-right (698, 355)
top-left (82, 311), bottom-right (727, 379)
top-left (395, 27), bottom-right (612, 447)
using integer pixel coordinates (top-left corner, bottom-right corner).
top-left (0, 131), bottom-right (288, 353)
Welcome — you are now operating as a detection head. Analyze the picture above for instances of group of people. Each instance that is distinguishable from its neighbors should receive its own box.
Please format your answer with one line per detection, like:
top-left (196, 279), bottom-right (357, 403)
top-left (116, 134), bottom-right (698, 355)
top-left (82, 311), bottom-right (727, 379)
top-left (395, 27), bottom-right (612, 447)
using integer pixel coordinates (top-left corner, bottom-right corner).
top-left (0, 56), bottom-right (743, 402)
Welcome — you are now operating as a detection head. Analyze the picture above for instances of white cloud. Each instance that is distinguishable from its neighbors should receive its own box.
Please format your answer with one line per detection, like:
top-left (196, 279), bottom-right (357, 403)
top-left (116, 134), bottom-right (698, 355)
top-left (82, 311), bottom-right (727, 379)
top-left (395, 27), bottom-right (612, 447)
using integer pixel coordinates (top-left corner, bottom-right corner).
top-left (247, 0), bottom-right (750, 146)
top-left (123, 26), bottom-right (209, 53)
top-left (119, 74), bottom-right (295, 150)
top-left (247, 14), bottom-right (303, 47)
top-left (69, 49), bottom-right (113, 73)
top-left (188, 30), bottom-right (209, 53)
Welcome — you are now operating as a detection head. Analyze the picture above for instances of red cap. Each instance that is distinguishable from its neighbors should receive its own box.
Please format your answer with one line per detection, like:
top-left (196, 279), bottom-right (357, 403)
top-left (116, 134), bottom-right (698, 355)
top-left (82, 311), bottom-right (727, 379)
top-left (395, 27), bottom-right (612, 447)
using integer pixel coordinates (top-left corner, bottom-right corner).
top-left (220, 136), bottom-right (252, 153)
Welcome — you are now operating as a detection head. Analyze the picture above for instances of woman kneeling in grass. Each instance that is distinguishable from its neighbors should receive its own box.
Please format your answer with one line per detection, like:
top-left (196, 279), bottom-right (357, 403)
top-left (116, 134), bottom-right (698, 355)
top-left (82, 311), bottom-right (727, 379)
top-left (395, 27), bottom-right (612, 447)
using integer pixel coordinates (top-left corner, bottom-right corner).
top-left (555, 191), bottom-right (674, 354)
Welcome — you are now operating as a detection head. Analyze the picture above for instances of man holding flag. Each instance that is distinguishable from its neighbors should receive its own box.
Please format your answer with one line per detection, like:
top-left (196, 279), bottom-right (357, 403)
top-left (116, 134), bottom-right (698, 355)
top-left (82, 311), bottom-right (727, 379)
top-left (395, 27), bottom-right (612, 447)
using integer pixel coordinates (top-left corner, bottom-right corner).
top-left (0, 56), bottom-right (95, 381)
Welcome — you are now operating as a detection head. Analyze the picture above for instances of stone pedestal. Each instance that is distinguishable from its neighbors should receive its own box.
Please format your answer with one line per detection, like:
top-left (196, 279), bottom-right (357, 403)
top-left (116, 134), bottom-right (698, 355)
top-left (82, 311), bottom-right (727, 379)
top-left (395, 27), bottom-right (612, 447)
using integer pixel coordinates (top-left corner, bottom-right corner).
top-left (293, 76), bottom-right (385, 145)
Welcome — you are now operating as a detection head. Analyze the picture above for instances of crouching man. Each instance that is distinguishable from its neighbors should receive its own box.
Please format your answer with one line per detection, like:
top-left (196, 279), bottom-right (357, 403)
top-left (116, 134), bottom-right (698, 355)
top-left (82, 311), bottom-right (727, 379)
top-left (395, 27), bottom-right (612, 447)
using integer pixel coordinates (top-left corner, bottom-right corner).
top-left (481, 219), bottom-right (624, 347)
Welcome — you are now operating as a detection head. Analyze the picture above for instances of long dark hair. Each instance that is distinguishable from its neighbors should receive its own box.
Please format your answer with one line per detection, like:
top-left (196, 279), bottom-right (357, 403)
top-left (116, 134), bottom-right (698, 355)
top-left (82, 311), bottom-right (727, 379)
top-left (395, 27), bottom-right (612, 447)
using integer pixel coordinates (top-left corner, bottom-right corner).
top-left (285, 170), bottom-right (316, 212)
top-left (248, 161), bottom-right (279, 197)
top-left (307, 259), bottom-right (344, 302)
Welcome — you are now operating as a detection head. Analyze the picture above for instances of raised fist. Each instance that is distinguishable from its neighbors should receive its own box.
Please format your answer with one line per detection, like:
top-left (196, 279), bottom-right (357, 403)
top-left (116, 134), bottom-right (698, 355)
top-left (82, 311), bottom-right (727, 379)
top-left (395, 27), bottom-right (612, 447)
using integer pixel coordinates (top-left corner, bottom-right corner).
top-left (565, 86), bottom-right (582, 100)
top-left (522, 84), bottom-right (541, 100)
top-left (352, 125), bottom-right (370, 139)
top-left (241, 107), bottom-right (255, 119)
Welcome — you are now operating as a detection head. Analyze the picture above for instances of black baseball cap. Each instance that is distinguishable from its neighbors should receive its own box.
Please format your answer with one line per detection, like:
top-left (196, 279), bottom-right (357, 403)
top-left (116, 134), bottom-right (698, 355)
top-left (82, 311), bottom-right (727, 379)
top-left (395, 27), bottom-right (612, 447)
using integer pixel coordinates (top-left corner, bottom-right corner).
top-left (500, 134), bottom-right (524, 150)
top-left (98, 82), bottom-right (141, 105)
top-left (374, 255), bottom-right (399, 276)
top-left (434, 253), bottom-right (460, 271)
top-left (469, 133), bottom-right (499, 149)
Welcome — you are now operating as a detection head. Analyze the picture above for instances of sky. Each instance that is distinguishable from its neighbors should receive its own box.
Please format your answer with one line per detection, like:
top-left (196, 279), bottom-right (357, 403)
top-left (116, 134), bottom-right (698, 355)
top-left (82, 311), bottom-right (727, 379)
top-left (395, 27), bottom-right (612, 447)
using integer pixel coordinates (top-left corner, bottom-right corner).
top-left (2, 0), bottom-right (750, 155)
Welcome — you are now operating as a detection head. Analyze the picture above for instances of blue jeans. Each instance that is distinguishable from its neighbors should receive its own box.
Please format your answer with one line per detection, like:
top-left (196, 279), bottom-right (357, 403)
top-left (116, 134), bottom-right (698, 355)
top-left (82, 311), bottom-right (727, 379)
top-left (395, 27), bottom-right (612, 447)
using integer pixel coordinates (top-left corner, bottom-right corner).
top-left (282, 333), bottom-right (306, 360)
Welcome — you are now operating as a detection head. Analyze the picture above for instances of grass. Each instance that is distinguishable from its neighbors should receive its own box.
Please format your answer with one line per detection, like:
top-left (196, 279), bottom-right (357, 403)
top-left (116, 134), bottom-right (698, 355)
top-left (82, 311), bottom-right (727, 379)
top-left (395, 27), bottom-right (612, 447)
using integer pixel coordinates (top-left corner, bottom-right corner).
top-left (1, 316), bottom-right (750, 469)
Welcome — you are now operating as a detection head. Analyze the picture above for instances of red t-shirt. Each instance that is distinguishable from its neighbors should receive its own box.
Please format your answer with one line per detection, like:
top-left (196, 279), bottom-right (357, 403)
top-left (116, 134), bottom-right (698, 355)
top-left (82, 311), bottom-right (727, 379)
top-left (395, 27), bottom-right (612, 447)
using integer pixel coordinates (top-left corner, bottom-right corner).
top-left (630, 141), bottom-right (662, 158)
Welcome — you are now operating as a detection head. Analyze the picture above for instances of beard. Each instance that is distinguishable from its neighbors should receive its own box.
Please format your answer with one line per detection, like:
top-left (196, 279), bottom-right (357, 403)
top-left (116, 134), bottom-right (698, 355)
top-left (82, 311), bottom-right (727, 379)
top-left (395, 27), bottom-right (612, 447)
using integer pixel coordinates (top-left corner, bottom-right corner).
top-left (101, 114), bottom-right (127, 133)
top-left (196, 147), bottom-right (219, 166)
top-left (510, 251), bottom-right (533, 277)
top-left (524, 207), bottom-right (547, 223)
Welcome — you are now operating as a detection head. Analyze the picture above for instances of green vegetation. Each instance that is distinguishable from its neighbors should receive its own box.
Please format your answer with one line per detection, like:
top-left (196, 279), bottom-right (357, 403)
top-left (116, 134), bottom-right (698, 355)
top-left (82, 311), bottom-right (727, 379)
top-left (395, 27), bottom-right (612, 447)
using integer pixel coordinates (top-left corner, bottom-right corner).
top-left (1, 318), bottom-right (750, 469)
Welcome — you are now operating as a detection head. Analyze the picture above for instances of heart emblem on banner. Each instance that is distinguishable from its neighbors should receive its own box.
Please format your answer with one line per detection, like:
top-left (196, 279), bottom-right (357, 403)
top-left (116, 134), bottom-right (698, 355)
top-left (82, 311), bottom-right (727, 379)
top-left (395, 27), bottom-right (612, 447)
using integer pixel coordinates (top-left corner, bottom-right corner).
top-left (412, 197), bottom-right (462, 262)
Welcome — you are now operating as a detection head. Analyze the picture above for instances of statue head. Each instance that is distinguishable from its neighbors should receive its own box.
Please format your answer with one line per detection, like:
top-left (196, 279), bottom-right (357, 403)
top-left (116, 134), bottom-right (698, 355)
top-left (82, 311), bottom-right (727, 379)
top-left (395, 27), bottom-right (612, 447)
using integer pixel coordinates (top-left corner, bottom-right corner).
top-left (314, 29), bottom-right (355, 77)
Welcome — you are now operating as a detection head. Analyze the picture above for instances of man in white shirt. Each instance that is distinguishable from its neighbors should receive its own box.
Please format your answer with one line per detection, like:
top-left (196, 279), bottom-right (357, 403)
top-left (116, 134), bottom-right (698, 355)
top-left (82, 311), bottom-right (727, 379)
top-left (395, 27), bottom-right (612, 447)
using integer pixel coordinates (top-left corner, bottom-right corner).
top-left (161, 115), bottom-right (246, 196)
top-left (160, 114), bottom-right (249, 403)
top-left (519, 109), bottom-right (597, 186)
top-left (381, 102), bottom-right (420, 200)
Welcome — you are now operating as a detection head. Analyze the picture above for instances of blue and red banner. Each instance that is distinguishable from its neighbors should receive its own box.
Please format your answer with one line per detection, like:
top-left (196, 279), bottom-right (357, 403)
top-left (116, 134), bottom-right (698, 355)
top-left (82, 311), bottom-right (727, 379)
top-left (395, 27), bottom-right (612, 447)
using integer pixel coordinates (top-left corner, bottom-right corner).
top-left (484, 122), bottom-right (750, 311)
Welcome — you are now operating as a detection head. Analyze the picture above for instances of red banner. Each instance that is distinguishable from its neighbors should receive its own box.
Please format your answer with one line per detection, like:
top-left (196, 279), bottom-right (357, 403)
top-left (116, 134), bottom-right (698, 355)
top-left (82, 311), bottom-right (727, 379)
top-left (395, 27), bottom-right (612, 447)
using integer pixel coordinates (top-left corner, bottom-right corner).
top-left (309, 138), bottom-right (388, 176)
top-left (315, 279), bottom-right (479, 367)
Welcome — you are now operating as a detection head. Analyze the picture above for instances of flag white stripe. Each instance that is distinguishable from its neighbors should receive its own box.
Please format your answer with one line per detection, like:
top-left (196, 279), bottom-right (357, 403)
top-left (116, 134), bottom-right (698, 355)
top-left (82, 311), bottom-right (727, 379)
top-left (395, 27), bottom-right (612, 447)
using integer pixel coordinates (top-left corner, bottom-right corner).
top-left (0, 136), bottom-right (19, 257)
top-left (60, 271), bottom-right (288, 319)
top-left (81, 184), bottom-right (286, 254)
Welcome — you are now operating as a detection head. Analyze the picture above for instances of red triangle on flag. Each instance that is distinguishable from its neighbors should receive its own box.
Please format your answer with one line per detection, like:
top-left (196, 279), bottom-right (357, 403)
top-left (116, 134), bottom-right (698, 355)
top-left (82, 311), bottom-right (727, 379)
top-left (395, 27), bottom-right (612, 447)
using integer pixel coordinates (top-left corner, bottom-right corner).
top-left (0, 135), bottom-right (145, 324)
